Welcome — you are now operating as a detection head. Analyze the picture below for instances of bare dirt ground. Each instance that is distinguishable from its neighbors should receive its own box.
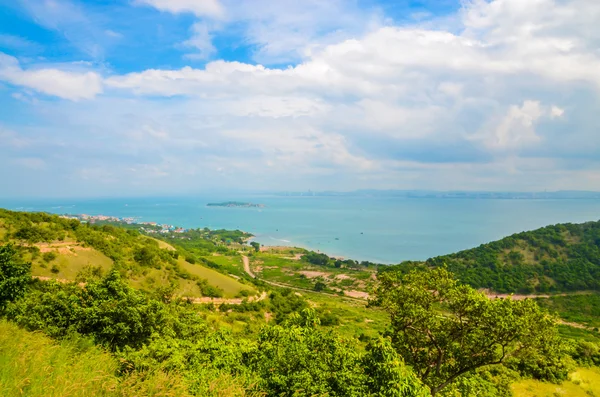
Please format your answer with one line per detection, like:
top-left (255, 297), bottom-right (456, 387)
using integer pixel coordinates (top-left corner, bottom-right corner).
top-left (344, 290), bottom-right (370, 299)
top-left (35, 242), bottom-right (92, 256)
top-left (298, 270), bottom-right (329, 279)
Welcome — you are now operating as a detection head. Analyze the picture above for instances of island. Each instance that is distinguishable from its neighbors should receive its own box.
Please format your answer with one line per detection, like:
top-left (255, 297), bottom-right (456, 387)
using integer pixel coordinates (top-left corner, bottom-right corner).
top-left (206, 201), bottom-right (265, 208)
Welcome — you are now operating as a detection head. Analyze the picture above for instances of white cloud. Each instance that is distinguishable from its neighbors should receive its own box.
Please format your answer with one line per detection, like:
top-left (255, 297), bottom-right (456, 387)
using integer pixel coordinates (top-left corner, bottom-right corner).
top-left (5, 0), bottom-right (600, 194)
top-left (550, 106), bottom-right (565, 119)
top-left (0, 53), bottom-right (102, 100)
top-left (182, 22), bottom-right (217, 60)
top-left (485, 100), bottom-right (544, 149)
top-left (135, 0), bottom-right (224, 18)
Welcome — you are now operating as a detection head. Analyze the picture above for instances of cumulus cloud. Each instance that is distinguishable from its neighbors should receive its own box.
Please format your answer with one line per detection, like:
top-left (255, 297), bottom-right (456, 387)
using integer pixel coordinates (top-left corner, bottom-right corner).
top-left (0, 53), bottom-right (103, 100)
top-left (485, 101), bottom-right (544, 149)
top-left (3, 0), bottom-right (600, 195)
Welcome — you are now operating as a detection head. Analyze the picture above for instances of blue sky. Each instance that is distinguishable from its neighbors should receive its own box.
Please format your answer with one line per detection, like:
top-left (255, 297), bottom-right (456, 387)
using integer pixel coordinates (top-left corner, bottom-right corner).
top-left (1, 0), bottom-right (599, 198)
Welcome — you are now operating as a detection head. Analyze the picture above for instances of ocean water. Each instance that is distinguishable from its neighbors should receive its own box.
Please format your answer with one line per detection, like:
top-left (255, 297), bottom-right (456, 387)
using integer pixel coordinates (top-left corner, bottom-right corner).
top-left (2, 196), bottom-right (600, 264)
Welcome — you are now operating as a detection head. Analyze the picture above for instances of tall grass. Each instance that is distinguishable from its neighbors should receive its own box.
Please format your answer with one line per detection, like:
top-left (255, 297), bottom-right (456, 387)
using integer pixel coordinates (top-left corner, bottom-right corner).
top-left (0, 321), bottom-right (193, 397)
top-left (0, 321), bottom-right (119, 396)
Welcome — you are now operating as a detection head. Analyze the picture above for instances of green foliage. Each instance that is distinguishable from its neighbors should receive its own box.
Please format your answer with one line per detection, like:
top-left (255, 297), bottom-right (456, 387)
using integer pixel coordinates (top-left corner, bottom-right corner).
top-left (362, 336), bottom-right (430, 397)
top-left (424, 221), bottom-right (600, 293)
top-left (246, 309), bottom-right (428, 396)
top-left (268, 288), bottom-right (309, 323)
top-left (0, 320), bottom-right (194, 397)
top-left (374, 267), bottom-right (564, 395)
top-left (304, 251), bottom-right (331, 266)
top-left (250, 242), bottom-right (260, 252)
top-left (535, 294), bottom-right (600, 329)
top-left (0, 244), bottom-right (31, 310)
top-left (314, 281), bottom-right (326, 292)
top-left (6, 271), bottom-right (167, 351)
top-left (196, 278), bottom-right (224, 298)
top-left (42, 251), bottom-right (57, 262)
top-left (569, 340), bottom-right (600, 367)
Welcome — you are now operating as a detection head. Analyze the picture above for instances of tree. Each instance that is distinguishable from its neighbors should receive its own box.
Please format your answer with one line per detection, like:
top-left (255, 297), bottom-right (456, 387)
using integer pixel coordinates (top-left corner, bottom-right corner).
top-left (250, 241), bottom-right (260, 252)
top-left (314, 281), bottom-right (326, 292)
top-left (246, 309), bottom-right (428, 396)
top-left (0, 244), bottom-right (31, 309)
top-left (373, 267), bottom-right (561, 396)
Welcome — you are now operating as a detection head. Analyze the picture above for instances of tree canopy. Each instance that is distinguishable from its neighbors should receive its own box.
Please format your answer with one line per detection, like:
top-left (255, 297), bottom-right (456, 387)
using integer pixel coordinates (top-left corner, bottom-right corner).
top-left (373, 267), bottom-right (564, 395)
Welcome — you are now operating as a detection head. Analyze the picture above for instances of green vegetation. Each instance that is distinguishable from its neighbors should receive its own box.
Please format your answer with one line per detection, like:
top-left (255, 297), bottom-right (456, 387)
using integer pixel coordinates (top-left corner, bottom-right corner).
top-left (512, 367), bottom-right (600, 397)
top-left (535, 294), bottom-right (600, 329)
top-left (384, 220), bottom-right (600, 294)
top-left (0, 320), bottom-right (192, 397)
top-left (249, 249), bottom-right (377, 295)
top-left (2, 208), bottom-right (600, 396)
top-left (0, 209), bottom-right (252, 298)
top-left (374, 267), bottom-right (568, 395)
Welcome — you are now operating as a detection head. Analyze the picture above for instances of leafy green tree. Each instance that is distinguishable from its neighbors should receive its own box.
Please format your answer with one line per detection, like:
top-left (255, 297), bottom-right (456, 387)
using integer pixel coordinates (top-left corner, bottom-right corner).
top-left (373, 267), bottom-right (562, 395)
top-left (247, 309), bottom-right (428, 396)
top-left (0, 244), bottom-right (31, 310)
top-left (7, 271), bottom-right (166, 351)
top-left (250, 241), bottom-right (260, 252)
top-left (362, 336), bottom-right (430, 397)
top-left (314, 281), bottom-right (326, 292)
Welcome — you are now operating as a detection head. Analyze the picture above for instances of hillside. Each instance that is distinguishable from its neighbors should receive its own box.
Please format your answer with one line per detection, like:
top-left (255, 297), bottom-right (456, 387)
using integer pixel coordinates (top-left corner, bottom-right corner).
top-left (424, 221), bottom-right (600, 293)
top-left (0, 209), bottom-right (256, 299)
top-left (3, 209), bottom-right (600, 396)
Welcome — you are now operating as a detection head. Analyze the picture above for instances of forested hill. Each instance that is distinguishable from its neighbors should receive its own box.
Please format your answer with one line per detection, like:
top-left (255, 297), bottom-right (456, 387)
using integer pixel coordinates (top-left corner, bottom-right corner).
top-left (426, 220), bottom-right (600, 293)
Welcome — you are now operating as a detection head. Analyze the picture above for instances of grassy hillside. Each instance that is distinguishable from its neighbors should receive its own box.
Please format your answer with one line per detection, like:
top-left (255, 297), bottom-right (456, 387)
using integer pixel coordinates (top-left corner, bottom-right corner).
top-left (0, 209), bottom-right (255, 298)
top-left (425, 221), bottom-right (600, 293)
top-left (0, 321), bottom-right (192, 397)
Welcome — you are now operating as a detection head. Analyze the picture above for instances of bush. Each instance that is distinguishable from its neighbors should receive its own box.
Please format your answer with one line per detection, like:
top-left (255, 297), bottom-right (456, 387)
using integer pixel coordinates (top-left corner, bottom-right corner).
top-left (43, 251), bottom-right (58, 263)
top-left (0, 244), bottom-right (31, 309)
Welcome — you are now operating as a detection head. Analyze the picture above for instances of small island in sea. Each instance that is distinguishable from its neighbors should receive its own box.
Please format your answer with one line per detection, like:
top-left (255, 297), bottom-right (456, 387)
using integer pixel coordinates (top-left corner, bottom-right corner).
top-left (206, 201), bottom-right (265, 208)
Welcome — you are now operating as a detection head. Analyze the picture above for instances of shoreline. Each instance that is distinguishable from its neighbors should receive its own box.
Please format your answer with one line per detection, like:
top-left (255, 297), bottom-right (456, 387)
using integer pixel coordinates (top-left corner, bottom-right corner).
top-left (59, 212), bottom-right (387, 264)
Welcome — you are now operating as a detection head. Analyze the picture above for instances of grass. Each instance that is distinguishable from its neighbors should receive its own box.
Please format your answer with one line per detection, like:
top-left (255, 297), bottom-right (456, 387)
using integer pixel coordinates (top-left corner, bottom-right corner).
top-left (250, 252), bottom-right (375, 294)
top-left (31, 248), bottom-right (113, 280)
top-left (536, 294), bottom-right (600, 329)
top-left (0, 320), bottom-right (196, 397)
top-left (512, 367), bottom-right (600, 397)
top-left (178, 258), bottom-right (255, 298)
top-left (299, 291), bottom-right (388, 341)
top-left (0, 320), bottom-right (119, 397)
top-left (148, 237), bottom-right (177, 251)
top-left (556, 325), bottom-right (600, 342)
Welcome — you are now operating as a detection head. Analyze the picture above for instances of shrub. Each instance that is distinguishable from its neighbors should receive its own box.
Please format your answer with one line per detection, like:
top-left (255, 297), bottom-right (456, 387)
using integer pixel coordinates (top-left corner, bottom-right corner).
top-left (43, 251), bottom-right (58, 263)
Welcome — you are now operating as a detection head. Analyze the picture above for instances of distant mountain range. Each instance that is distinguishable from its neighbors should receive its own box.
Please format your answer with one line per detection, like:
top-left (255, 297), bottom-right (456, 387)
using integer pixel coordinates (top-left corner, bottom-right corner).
top-left (268, 190), bottom-right (600, 199)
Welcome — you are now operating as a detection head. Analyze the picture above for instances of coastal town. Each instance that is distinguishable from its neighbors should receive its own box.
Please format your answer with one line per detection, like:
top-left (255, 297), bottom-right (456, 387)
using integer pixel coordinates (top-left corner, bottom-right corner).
top-left (60, 213), bottom-right (188, 234)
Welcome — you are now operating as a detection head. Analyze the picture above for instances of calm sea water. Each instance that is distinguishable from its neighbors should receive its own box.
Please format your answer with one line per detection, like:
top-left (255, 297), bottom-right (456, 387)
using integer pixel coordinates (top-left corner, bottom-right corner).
top-left (2, 196), bottom-right (600, 264)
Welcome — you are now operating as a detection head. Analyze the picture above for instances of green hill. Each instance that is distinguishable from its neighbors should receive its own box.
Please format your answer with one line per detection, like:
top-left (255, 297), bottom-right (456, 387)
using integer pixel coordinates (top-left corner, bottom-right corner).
top-left (0, 209), bottom-right (255, 299)
top-left (425, 220), bottom-right (600, 293)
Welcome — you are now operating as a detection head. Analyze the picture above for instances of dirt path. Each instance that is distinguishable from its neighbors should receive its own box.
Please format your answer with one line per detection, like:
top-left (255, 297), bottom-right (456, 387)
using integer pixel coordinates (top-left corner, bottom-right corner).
top-left (242, 255), bottom-right (256, 278)
top-left (241, 255), bottom-right (367, 302)
top-left (32, 275), bottom-right (268, 306)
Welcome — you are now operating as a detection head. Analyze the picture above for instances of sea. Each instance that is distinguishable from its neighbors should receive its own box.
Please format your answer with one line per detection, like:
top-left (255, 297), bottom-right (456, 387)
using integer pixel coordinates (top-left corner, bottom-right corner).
top-left (2, 195), bottom-right (600, 264)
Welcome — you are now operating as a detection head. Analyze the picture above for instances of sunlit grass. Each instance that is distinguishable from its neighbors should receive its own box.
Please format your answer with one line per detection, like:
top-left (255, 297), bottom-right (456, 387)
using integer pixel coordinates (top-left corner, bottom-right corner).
top-left (512, 367), bottom-right (600, 397)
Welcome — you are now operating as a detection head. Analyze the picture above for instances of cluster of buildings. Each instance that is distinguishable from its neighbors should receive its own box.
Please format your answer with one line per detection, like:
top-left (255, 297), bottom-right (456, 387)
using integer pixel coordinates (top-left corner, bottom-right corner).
top-left (61, 214), bottom-right (136, 223)
top-left (140, 223), bottom-right (187, 234)
top-left (61, 214), bottom-right (187, 234)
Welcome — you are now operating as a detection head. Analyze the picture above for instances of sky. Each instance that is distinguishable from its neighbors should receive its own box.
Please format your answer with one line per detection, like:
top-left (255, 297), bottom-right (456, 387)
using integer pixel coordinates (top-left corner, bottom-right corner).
top-left (0, 0), bottom-right (599, 198)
